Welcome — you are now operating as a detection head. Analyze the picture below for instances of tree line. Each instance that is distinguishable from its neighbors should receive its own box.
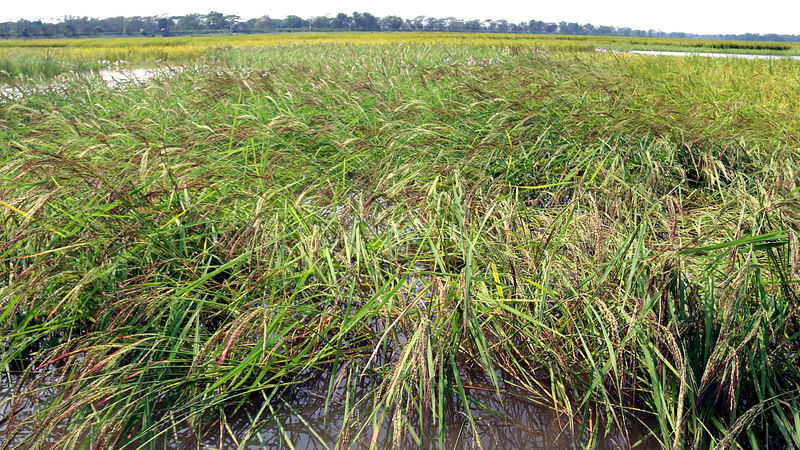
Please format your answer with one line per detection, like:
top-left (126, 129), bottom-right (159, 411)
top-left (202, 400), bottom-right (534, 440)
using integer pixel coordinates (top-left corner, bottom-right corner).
top-left (2, 11), bottom-right (798, 43)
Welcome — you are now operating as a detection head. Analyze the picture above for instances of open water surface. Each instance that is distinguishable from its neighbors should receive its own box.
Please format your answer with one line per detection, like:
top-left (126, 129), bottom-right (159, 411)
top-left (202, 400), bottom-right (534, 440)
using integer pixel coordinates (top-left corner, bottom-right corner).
top-left (1, 370), bottom-right (657, 449)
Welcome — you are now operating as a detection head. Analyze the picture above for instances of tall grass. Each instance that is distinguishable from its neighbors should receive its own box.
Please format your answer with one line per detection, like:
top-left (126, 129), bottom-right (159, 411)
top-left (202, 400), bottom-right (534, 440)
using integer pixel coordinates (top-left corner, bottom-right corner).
top-left (1, 41), bottom-right (799, 448)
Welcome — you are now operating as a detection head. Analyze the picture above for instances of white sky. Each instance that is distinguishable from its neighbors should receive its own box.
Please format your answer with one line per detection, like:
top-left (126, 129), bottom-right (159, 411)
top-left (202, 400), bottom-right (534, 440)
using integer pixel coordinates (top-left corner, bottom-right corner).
top-left (3, 0), bottom-right (800, 35)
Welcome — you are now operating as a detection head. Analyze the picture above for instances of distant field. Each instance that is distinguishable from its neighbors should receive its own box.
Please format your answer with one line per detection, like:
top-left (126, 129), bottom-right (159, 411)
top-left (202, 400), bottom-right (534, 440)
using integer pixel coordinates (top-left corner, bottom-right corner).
top-left (2, 32), bottom-right (800, 80)
top-left (1, 34), bottom-right (799, 448)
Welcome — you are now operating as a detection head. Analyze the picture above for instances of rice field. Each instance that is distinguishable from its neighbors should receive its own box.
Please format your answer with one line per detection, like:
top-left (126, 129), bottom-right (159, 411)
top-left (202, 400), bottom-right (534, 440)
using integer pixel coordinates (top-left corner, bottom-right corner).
top-left (3, 32), bottom-right (800, 81)
top-left (1, 34), bottom-right (799, 448)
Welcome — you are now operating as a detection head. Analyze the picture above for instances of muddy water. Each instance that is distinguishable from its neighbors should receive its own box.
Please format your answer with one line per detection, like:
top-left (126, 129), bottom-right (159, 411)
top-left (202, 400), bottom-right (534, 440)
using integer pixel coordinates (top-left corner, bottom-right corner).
top-left (217, 375), bottom-right (656, 449)
top-left (2, 370), bottom-right (657, 449)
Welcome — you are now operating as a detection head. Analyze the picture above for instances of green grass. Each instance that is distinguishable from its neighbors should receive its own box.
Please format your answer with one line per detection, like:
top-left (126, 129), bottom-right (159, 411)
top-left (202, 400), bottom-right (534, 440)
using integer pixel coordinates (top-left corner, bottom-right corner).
top-left (1, 38), bottom-right (799, 448)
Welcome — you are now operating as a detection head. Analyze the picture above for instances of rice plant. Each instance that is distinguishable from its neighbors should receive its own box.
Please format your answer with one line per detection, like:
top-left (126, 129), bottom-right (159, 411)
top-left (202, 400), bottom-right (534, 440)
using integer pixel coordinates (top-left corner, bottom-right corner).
top-left (1, 36), bottom-right (798, 449)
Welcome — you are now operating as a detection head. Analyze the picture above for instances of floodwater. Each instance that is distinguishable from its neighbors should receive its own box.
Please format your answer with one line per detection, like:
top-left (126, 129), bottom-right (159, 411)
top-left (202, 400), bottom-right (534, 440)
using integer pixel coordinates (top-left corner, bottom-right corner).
top-left (0, 67), bottom-right (171, 101)
top-left (1, 370), bottom-right (658, 449)
top-left (596, 47), bottom-right (800, 60)
top-left (98, 67), bottom-right (162, 87)
top-left (199, 373), bottom-right (656, 449)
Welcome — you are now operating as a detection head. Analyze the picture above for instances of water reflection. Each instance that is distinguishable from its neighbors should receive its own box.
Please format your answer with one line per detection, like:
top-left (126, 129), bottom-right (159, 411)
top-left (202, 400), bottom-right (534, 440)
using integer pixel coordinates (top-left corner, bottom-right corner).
top-left (184, 372), bottom-right (655, 449)
top-left (0, 66), bottom-right (181, 102)
top-left (1, 370), bottom-right (656, 449)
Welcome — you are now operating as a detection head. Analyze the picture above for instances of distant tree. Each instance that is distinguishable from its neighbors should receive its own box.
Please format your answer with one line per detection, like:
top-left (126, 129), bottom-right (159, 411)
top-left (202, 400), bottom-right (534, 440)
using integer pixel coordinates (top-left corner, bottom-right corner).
top-left (409, 16), bottom-right (425, 31)
top-left (4, 9), bottom-right (800, 42)
top-left (205, 11), bottom-right (226, 30)
top-left (104, 17), bottom-right (124, 34)
top-left (176, 14), bottom-right (201, 32)
top-left (27, 20), bottom-right (49, 37)
top-left (283, 15), bottom-right (306, 29)
top-left (363, 12), bottom-right (378, 30)
top-left (225, 15), bottom-right (241, 32)
top-left (596, 25), bottom-right (615, 35)
top-left (238, 19), bottom-right (256, 33)
top-left (493, 19), bottom-right (509, 33)
top-left (126, 17), bottom-right (146, 35)
top-left (381, 15), bottom-right (403, 31)
top-left (311, 16), bottom-right (330, 29)
top-left (561, 22), bottom-right (580, 34)
top-left (447, 18), bottom-right (465, 32)
top-left (352, 12), bottom-right (378, 31)
top-left (527, 20), bottom-right (542, 33)
top-left (156, 17), bottom-right (173, 35)
top-left (331, 13), bottom-right (350, 30)
top-left (253, 16), bottom-right (273, 32)
top-left (424, 17), bottom-right (441, 32)
top-left (465, 20), bottom-right (481, 32)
